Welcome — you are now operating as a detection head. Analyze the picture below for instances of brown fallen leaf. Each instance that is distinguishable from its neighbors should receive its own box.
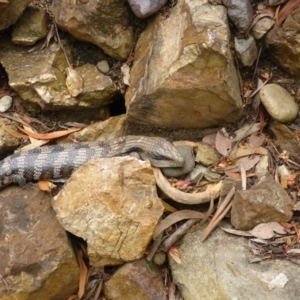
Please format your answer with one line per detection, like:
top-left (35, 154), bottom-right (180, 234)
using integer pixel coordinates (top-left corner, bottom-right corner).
top-left (38, 180), bottom-right (57, 192)
top-left (168, 246), bottom-right (182, 264)
top-left (220, 227), bottom-right (253, 237)
top-left (1, 123), bottom-right (29, 139)
top-left (215, 130), bottom-right (232, 156)
top-left (274, 0), bottom-right (300, 31)
top-left (202, 133), bottom-right (217, 147)
top-left (248, 132), bottom-right (266, 148)
top-left (249, 222), bottom-right (286, 239)
top-left (230, 143), bottom-right (268, 159)
top-left (153, 210), bottom-right (206, 240)
top-left (77, 248), bottom-right (88, 299)
top-left (18, 127), bottom-right (80, 140)
top-left (224, 155), bottom-right (261, 173)
top-left (225, 171), bottom-right (256, 179)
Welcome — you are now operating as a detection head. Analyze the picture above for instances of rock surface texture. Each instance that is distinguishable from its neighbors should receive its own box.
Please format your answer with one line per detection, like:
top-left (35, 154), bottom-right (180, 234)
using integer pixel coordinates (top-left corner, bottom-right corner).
top-left (0, 0), bottom-right (31, 30)
top-left (53, 156), bottom-right (164, 267)
top-left (50, 0), bottom-right (134, 60)
top-left (0, 186), bottom-right (79, 300)
top-left (169, 223), bottom-right (300, 300)
top-left (125, 0), bottom-right (243, 134)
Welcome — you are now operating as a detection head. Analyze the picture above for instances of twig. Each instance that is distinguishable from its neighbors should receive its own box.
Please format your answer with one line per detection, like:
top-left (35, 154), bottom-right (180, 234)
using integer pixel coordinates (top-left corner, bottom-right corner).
top-left (53, 22), bottom-right (71, 68)
top-left (162, 219), bottom-right (200, 251)
top-left (200, 187), bottom-right (235, 242)
top-left (146, 232), bottom-right (163, 262)
top-left (161, 195), bottom-right (215, 251)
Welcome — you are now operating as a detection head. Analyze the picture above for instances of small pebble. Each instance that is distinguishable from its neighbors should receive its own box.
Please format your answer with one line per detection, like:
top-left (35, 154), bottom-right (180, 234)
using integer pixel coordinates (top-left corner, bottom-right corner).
top-left (0, 96), bottom-right (12, 112)
top-left (234, 36), bottom-right (258, 67)
top-left (259, 84), bottom-right (298, 123)
top-left (153, 252), bottom-right (166, 266)
top-left (96, 60), bottom-right (110, 74)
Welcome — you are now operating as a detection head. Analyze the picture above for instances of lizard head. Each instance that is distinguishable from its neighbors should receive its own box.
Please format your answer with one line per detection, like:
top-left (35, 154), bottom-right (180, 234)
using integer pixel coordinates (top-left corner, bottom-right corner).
top-left (138, 137), bottom-right (186, 168)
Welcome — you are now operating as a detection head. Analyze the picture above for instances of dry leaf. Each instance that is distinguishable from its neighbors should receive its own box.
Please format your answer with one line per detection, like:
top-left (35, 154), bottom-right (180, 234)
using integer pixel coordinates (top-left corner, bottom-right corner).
top-left (161, 200), bottom-right (177, 212)
top-left (38, 180), bottom-right (57, 192)
top-left (17, 140), bottom-right (50, 152)
top-left (248, 133), bottom-right (266, 148)
top-left (224, 171), bottom-right (256, 179)
top-left (77, 248), bottom-right (88, 299)
top-left (202, 133), bottom-right (217, 147)
top-left (121, 63), bottom-right (131, 86)
top-left (18, 127), bottom-right (80, 140)
top-left (173, 180), bottom-right (192, 189)
top-left (23, 125), bottom-right (39, 143)
top-left (249, 222), bottom-right (286, 239)
top-left (153, 210), bottom-right (205, 240)
top-left (1, 123), bottom-right (29, 139)
top-left (230, 123), bottom-right (260, 142)
top-left (220, 227), bottom-right (253, 237)
top-left (275, 0), bottom-right (300, 31)
top-left (231, 143), bottom-right (268, 158)
top-left (215, 130), bottom-right (232, 156)
top-left (225, 155), bottom-right (261, 173)
top-left (168, 247), bottom-right (182, 264)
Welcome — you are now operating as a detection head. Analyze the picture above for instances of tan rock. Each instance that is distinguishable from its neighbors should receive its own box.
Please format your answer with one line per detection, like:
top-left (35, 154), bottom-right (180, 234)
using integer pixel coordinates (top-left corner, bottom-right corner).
top-left (125, 0), bottom-right (243, 133)
top-left (0, 0), bottom-right (31, 30)
top-left (269, 121), bottom-right (300, 165)
top-left (53, 156), bottom-right (164, 267)
top-left (50, 0), bottom-right (134, 60)
top-left (0, 117), bottom-right (21, 159)
top-left (231, 177), bottom-right (293, 230)
top-left (69, 115), bottom-right (126, 142)
top-left (259, 84), bottom-right (298, 123)
top-left (103, 259), bottom-right (165, 300)
top-left (76, 64), bottom-right (117, 106)
top-left (12, 5), bottom-right (47, 46)
top-left (0, 36), bottom-right (112, 121)
top-left (0, 36), bottom-right (74, 110)
top-left (266, 8), bottom-right (300, 76)
top-left (0, 185), bottom-right (79, 300)
top-left (195, 142), bottom-right (220, 166)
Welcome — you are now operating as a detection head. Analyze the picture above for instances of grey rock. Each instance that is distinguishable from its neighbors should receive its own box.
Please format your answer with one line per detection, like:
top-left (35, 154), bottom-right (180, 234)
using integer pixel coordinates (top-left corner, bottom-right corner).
top-left (169, 222), bottom-right (300, 300)
top-left (222, 0), bottom-right (253, 32)
top-left (259, 84), bottom-right (298, 123)
top-left (128, 0), bottom-right (168, 18)
top-left (234, 35), bottom-right (258, 66)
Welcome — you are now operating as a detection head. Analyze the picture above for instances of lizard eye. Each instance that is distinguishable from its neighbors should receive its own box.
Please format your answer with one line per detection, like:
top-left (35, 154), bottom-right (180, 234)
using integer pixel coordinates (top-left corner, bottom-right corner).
top-left (149, 151), bottom-right (169, 161)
